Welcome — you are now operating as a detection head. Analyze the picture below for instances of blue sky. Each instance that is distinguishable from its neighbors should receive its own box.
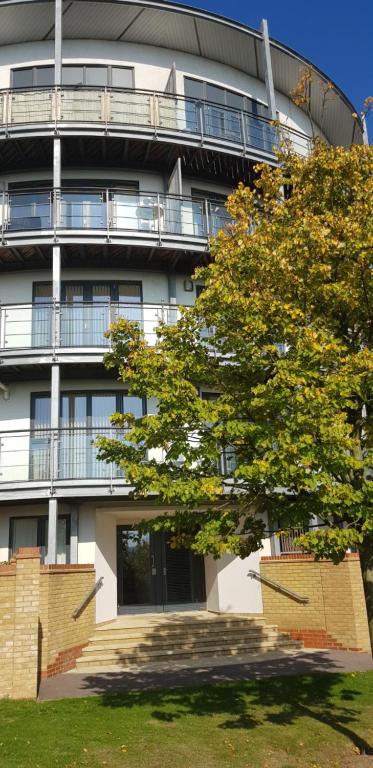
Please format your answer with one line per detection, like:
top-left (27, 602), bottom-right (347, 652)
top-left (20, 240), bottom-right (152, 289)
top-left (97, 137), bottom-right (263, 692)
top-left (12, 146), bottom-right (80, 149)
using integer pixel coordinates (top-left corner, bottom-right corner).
top-left (174, 0), bottom-right (372, 130)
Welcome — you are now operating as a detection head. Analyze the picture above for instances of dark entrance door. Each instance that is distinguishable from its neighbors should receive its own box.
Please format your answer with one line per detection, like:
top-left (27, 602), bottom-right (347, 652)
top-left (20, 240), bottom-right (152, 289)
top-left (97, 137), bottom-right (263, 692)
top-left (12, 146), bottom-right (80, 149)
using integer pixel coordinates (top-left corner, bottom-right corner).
top-left (117, 526), bottom-right (206, 610)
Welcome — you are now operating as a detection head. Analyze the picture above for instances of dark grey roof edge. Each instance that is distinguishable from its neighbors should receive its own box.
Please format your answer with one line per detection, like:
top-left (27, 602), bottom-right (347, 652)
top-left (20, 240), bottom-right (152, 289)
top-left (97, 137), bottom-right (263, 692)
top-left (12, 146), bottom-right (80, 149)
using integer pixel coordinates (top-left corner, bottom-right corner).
top-left (0, 0), bottom-right (363, 133)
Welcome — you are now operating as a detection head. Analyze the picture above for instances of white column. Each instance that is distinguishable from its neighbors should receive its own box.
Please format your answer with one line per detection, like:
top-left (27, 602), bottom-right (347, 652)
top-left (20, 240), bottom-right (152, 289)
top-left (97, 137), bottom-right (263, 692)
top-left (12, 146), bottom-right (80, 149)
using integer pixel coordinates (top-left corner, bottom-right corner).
top-left (70, 505), bottom-right (79, 564)
top-left (47, 498), bottom-right (58, 564)
top-left (48, 0), bottom-right (63, 564)
top-left (260, 19), bottom-right (277, 121)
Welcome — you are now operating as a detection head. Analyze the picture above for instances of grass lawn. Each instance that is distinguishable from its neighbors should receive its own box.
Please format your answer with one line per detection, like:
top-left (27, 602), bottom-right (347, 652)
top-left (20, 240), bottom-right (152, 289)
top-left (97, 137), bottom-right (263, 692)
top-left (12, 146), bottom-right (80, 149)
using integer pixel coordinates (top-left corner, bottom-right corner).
top-left (1, 672), bottom-right (373, 768)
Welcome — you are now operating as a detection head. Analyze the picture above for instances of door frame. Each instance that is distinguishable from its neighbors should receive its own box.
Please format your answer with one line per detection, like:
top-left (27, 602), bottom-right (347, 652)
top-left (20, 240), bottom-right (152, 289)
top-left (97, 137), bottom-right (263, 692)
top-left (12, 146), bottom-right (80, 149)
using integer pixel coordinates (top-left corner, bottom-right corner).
top-left (116, 524), bottom-right (206, 611)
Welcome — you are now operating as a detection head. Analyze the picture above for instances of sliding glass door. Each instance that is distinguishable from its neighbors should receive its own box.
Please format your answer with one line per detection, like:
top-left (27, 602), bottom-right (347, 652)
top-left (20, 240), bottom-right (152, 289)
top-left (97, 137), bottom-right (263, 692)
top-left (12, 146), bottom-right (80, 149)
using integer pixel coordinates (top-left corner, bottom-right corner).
top-left (32, 281), bottom-right (142, 348)
top-left (31, 391), bottom-right (143, 481)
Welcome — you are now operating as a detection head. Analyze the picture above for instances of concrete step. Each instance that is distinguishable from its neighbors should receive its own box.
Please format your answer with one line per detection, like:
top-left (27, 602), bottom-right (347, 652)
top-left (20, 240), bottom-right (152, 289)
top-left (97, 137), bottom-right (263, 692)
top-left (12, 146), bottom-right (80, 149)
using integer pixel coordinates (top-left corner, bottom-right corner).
top-left (76, 639), bottom-right (301, 670)
top-left (82, 630), bottom-right (284, 654)
top-left (88, 624), bottom-right (280, 644)
top-left (75, 612), bottom-right (303, 673)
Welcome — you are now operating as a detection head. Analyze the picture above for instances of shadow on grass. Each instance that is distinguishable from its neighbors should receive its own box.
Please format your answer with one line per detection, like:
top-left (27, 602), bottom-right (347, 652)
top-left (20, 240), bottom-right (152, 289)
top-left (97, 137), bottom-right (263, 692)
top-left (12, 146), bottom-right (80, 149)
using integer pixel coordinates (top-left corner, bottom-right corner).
top-left (79, 666), bottom-right (373, 755)
top-left (40, 615), bottom-right (373, 756)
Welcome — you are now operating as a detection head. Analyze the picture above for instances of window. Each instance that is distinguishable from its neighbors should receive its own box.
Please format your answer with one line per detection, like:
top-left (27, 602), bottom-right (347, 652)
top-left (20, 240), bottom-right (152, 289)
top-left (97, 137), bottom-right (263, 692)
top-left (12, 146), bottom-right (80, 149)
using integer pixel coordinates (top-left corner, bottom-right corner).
top-left (11, 65), bottom-right (134, 89)
top-left (184, 77), bottom-right (268, 118)
top-left (32, 281), bottom-right (143, 347)
top-left (31, 391), bottom-right (144, 427)
top-left (33, 281), bottom-right (142, 303)
top-left (9, 515), bottom-right (70, 563)
top-left (31, 391), bottom-right (144, 481)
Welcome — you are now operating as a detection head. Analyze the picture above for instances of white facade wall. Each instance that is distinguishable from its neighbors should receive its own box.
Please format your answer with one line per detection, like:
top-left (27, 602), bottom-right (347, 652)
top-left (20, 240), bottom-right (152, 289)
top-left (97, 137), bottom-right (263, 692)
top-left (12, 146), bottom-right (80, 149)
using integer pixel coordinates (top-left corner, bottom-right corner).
top-left (0, 39), bottom-right (325, 139)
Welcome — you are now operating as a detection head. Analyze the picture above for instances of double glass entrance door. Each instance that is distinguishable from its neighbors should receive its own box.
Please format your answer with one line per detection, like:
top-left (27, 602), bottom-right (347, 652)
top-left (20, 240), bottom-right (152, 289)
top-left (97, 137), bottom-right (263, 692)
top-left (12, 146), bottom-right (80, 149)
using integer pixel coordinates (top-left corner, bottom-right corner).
top-left (117, 527), bottom-right (206, 610)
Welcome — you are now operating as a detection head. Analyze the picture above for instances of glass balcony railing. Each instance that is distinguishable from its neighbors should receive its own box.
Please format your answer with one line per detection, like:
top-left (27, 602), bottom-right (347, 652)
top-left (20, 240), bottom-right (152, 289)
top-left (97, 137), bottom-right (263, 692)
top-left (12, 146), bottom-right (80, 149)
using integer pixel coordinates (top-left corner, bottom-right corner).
top-left (2, 188), bottom-right (232, 243)
top-left (0, 301), bottom-right (186, 351)
top-left (0, 428), bottom-right (236, 486)
top-left (0, 86), bottom-right (312, 157)
top-left (0, 427), bottom-right (128, 484)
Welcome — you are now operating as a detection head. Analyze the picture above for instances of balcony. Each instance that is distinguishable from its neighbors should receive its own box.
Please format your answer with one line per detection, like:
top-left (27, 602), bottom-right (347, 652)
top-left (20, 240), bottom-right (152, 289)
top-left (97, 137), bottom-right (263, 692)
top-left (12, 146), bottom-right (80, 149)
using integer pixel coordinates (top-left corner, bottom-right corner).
top-left (0, 301), bottom-right (182, 363)
top-left (1, 188), bottom-right (232, 251)
top-left (0, 86), bottom-right (311, 160)
top-left (0, 427), bottom-right (129, 497)
top-left (0, 428), bottom-right (235, 499)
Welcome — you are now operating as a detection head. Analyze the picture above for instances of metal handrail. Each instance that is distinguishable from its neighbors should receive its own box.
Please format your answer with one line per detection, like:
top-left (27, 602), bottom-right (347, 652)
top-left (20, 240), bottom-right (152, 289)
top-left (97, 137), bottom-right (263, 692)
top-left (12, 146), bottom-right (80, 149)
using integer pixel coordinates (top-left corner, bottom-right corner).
top-left (0, 300), bottom-right (182, 351)
top-left (2, 187), bottom-right (231, 241)
top-left (0, 85), bottom-right (312, 156)
top-left (72, 575), bottom-right (104, 619)
top-left (248, 568), bottom-right (310, 603)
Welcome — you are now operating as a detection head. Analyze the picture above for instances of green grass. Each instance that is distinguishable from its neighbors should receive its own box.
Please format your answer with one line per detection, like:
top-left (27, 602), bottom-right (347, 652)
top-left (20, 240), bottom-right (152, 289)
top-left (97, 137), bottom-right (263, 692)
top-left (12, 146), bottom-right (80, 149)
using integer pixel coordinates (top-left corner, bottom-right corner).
top-left (1, 673), bottom-right (373, 768)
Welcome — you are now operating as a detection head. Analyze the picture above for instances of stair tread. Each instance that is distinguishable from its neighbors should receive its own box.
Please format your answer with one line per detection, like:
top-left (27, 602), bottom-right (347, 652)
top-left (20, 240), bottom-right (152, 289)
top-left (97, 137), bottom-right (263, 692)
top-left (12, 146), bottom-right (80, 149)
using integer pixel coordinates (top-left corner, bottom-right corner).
top-left (75, 613), bottom-right (302, 672)
top-left (89, 627), bottom-right (279, 642)
top-left (78, 640), bottom-right (300, 662)
top-left (84, 633), bottom-right (286, 652)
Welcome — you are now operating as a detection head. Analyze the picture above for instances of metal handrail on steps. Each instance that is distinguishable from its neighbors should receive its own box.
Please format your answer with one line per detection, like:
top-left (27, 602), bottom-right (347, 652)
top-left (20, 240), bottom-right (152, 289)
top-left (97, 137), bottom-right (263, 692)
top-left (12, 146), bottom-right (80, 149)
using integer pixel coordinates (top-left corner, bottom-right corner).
top-left (72, 576), bottom-right (104, 619)
top-left (248, 569), bottom-right (310, 604)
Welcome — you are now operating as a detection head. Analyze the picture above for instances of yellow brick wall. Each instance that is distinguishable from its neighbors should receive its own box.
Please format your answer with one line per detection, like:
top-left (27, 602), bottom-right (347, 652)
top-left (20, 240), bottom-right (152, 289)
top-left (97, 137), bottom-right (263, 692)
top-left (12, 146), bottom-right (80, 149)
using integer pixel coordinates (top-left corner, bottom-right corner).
top-left (0, 551), bottom-right (96, 698)
top-left (40, 566), bottom-right (96, 673)
top-left (261, 554), bottom-right (371, 652)
top-left (0, 566), bottom-right (16, 698)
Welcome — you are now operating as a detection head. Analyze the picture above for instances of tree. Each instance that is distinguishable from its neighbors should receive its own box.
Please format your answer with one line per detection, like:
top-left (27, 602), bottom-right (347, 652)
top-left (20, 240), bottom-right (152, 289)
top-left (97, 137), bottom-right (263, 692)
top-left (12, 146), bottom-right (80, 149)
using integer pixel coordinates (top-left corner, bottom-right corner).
top-left (97, 142), bottom-right (373, 650)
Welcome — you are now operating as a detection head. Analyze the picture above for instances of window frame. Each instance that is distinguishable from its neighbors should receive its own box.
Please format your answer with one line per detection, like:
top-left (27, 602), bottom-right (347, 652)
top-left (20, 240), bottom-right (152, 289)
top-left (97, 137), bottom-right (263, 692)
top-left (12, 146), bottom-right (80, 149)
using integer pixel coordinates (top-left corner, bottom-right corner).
top-left (8, 514), bottom-right (71, 560)
top-left (30, 390), bottom-right (146, 427)
top-left (32, 280), bottom-right (143, 303)
top-left (184, 76), bottom-right (268, 118)
top-left (11, 64), bottom-right (135, 89)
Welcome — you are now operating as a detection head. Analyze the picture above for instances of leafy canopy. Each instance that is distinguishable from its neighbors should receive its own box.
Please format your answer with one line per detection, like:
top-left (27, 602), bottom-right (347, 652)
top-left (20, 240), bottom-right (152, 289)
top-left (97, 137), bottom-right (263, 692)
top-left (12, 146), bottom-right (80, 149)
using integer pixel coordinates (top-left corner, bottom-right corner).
top-left (97, 142), bottom-right (373, 564)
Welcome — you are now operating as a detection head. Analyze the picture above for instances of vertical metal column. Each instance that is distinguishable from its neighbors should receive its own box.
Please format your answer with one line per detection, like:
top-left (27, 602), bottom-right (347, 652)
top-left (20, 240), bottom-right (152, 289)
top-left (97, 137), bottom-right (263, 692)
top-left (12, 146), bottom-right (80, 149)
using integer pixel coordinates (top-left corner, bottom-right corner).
top-left (260, 19), bottom-right (277, 121)
top-left (48, 0), bottom-right (63, 563)
top-left (70, 504), bottom-right (79, 564)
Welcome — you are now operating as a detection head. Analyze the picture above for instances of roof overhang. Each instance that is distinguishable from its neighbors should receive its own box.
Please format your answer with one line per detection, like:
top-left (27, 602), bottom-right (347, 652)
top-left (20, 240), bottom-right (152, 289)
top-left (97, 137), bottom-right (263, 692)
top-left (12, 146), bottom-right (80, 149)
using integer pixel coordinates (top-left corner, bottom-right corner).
top-left (0, 0), bottom-right (363, 146)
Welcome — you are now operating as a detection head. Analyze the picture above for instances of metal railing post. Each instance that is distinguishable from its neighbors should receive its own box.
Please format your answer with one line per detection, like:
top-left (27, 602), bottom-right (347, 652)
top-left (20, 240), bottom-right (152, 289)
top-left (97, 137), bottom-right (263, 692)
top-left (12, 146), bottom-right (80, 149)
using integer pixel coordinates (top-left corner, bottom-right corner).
top-left (4, 90), bottom-right (10, 136)
top-left (106, 188), bottom-right (110, 241)
top-left (198, 101), bottom-right (204, 145)
top-left (1, 188), bottom-right (5, 244)
top-left (0, 303), bottom-right (3, 350)
top-left (240, 110), bottom-right (246, 155)
top-left (204, 198), bottom-right (210, 237)
top-left (157, 193), bottom-right (162, 245)
top-left (153, 92), bottom-right (158, 138)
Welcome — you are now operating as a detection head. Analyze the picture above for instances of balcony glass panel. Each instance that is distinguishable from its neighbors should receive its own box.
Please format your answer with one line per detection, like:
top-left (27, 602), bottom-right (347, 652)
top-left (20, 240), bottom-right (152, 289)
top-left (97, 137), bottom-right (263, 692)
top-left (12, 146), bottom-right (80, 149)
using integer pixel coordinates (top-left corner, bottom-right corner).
top-left (60, 89), bottom-right (103, 122)
top-left (245, 113), bottom-right (277, 153)
top-left (110, 192), bottom-right (159, 232)
top-left (202, 102), bottom-right (242, 143)
top-left (31, 304), bottom-right (52, 347)
top-left (109, 91), bottom-right (152, 125)
top-left (59, 192), bottom-right (106, 229)
top-left (7, 192), bottom-right (52, 230)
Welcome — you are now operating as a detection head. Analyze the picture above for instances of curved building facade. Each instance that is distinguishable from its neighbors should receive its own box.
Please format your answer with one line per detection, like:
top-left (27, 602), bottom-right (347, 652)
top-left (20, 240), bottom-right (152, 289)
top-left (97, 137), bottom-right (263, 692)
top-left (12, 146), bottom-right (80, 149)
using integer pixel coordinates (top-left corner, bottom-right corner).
top-left (0, 0), bottom-right (363, 623)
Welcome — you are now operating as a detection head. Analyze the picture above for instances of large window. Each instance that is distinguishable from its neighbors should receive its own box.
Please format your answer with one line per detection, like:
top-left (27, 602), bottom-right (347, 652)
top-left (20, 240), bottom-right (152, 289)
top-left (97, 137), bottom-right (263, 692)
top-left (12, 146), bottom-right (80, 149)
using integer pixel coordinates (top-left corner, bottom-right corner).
top-left (30, 281), bottom-right (142, 348)
top-left (30, 391), bottom-right (144, 481)
top-left (184, 77), bottom-right (268, 118)
top-left (11, 65), bottom-right (134, 89)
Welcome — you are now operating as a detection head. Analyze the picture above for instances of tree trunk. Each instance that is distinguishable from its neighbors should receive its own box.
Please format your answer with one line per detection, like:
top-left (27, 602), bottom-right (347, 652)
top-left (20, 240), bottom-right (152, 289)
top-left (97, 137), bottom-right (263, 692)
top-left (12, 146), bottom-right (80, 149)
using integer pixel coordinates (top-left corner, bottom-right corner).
top-left (358, 539), bottom-right (373, 656)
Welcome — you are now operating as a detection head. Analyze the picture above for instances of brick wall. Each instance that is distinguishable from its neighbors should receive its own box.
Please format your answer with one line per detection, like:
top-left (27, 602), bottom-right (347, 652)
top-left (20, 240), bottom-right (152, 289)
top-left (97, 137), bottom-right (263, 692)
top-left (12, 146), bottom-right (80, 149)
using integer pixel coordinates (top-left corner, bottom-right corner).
top-left (0, 549), bottom-right (96, 699)
top-left (39, 565), bottom-right (96, 677)
top-left (0, 563), bottom-right (16, 698)
top-left (261, 553), bottom-right (371, 652)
